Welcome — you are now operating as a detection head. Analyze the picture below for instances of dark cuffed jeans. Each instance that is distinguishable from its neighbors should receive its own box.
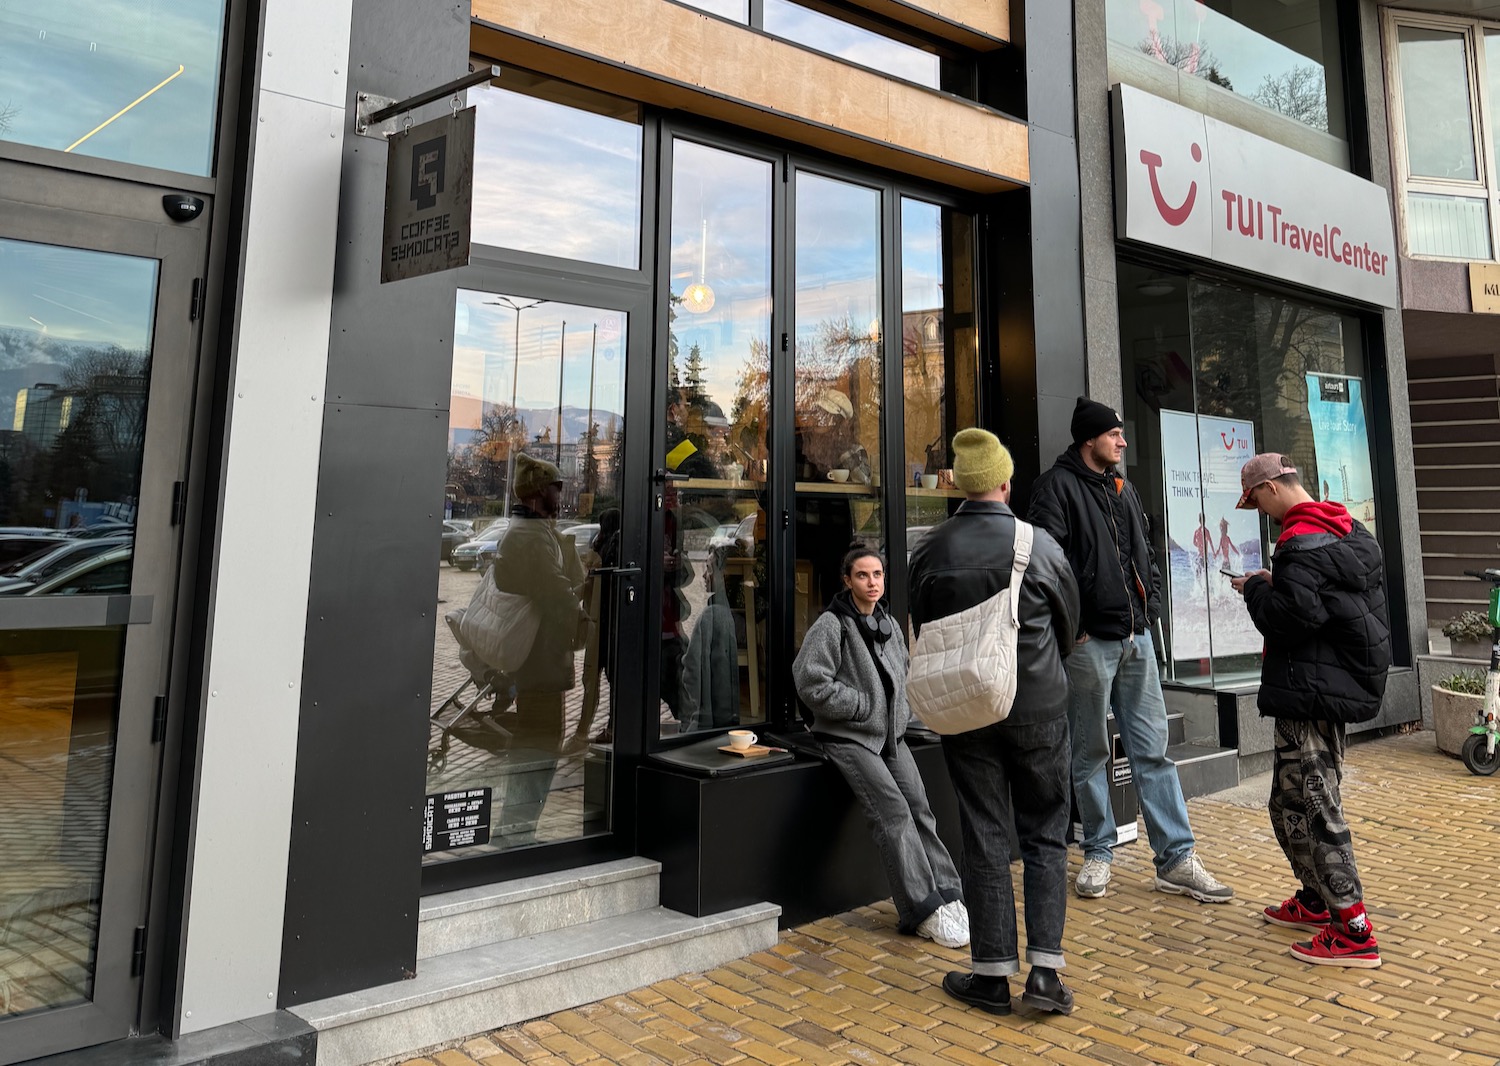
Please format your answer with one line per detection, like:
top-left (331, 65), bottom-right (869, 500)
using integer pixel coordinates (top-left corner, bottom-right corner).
top-left (941, 714), bottom-right (1071, 977)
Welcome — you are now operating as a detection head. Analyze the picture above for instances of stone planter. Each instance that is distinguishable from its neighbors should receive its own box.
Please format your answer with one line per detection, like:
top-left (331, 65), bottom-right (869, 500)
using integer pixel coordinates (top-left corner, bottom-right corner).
top-left (1433, 685), bottom-right (1482, 756)
top-left (1449, 640), bottom-right (1492, 661)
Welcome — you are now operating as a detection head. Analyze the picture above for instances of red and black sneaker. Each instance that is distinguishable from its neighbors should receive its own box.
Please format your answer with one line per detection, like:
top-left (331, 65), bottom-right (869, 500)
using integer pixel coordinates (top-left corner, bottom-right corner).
top-left (1290, 925), bottom-right (1382, 968)
top-left (1264, 894), bottom-right (1330, 929)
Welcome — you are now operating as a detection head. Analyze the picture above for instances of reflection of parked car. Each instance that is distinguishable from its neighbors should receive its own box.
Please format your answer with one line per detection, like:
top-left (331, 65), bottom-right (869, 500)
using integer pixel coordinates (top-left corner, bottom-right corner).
top-left (441, 520), bottom-right (474, 562)
top-left (0, 532), bottom-right (70, 569)
top-left (566, 523), bottom-right (600, 560)
top-left (0, 536), bottom-right (132, 594)
top-left (450, 519), bottom-right (510, 571)
top-left (708, 514), bottom-right (756, 555)
top-left (22, 545), bottom-right (134, 596)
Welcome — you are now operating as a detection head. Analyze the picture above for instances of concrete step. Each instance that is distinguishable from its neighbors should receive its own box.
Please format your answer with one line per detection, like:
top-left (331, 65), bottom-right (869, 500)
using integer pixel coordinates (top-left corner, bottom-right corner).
top-left (1166, 711), bottom-right (1186, 746)
top-left (1168, 743), bottom-right (1240, 801)
top-left (417, 857), bottom-right (660, 960)
top-left (292, 903), bottom-right (781, 1066)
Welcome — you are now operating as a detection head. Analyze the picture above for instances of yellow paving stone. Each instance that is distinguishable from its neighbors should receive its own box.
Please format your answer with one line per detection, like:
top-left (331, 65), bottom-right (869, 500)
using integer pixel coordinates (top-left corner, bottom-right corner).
top-left (841, 1024), bottom-right (909, 1057)
top-left (783, 1020), bottom-right (846, 1048)
top-left (492, 1032), bottom-right (550, 1061)
top-left (533, 1033), bottom-right (597, 1064)
top-left (434, 1050), bottom-right (486, 1066)
top-left (632, 1036), bottom-right (696, 1064)
top-left (653, 979), bottom-right (707, 1008)
top-left (774, 1038), bottom-right (852, 1066)
top-left (574, 1029), bottom-right (640, 1062)
top-left (461, 1038), bottom-right (505, 1058)
top-left (678, 1035), bottom-right (747, 1065)
top-left (921, 1023), bottom-right (996, 1054)
top-left (730, 1038), bottom-right (802, 1066)
top-left (793, 1004), bottom-right (858, 1032)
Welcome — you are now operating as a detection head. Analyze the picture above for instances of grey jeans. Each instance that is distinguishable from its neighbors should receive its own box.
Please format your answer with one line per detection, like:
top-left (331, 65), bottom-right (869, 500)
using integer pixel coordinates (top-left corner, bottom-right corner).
top-left (821, 737), bottom-right (963, 932)
top-left (941, 714), bottom-right (1071, 977)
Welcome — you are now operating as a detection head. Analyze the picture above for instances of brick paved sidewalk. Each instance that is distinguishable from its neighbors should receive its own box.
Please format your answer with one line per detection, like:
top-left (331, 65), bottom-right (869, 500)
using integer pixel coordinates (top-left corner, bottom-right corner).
top-left (397, 733), bottom-right (1499, 1066)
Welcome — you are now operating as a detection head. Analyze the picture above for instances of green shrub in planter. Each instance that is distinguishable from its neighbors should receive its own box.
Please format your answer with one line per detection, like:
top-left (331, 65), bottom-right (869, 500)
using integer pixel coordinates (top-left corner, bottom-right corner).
top-left (1433, 670), bottom-right (1486, 756)
top-left (1443, 611), bottom-right (1491, 643)
top-left (1440, 670), bottom-right (1486, 695)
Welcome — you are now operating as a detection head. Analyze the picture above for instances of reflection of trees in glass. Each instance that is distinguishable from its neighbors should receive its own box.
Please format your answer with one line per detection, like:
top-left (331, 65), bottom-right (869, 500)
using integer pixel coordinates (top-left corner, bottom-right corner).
top-left (730, 337), bottom-right (770, 468)
top-left (0, 100), bottom-right (18, 135)
top-left (1251, 65), bottom-right (1328, 132)
top-left (448, 402), bottom-right (526, 512)
top-left (1189, 280), bottom-right (1348, 478)
top-left (2, 344), bottom-right (151, 526)
top-left (1140, 35), bottom-right (1233, 90)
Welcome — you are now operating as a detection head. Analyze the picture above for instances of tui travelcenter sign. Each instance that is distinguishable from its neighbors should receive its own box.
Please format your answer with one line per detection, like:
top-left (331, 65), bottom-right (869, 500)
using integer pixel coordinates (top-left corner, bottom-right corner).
top-left (1111, 84), bottom-right (1398, 310)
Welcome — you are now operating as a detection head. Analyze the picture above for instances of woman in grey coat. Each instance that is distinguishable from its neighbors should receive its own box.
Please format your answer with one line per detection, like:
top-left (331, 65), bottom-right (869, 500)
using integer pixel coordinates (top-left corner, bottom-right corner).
top-left (792, 546), bottom-right (968, 948)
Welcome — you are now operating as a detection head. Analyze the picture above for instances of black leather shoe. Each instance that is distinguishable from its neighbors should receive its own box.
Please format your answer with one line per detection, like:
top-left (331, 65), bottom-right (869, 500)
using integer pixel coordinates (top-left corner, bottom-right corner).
top-left (942, 971), bottom-right (1011, 1015)
top-left (1022, 967), bottom-right (1074, 1014)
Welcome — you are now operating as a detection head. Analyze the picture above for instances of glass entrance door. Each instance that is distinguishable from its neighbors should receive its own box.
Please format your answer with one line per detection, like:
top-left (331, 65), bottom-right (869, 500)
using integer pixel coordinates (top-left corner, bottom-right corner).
top-left (424, 279), bottom-right (647, 872)
top-left (0, 166), bottom-right (205, 1063)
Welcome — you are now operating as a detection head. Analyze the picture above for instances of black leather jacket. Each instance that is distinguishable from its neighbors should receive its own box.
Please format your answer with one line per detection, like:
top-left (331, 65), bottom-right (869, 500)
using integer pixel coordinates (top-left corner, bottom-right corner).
top-left (907, 500), bottom-right (1081, 725)
top-left (1028, 448), bottom-right (1161, 640)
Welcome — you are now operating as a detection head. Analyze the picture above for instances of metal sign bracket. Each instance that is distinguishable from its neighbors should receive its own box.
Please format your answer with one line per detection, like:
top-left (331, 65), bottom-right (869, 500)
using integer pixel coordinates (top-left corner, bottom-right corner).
top-left (355, 64), bottom-right (499, 140)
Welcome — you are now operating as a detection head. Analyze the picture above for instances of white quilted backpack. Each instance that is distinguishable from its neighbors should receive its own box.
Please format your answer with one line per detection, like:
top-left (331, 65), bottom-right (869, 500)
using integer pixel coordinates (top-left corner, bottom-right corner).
top-left (906, 521), bottom-right (1033, 735)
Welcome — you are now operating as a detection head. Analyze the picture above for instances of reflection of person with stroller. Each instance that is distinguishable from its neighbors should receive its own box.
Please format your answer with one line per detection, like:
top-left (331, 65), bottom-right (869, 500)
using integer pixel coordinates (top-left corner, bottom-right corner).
top-left (493, 454), bottom-right (585, 844)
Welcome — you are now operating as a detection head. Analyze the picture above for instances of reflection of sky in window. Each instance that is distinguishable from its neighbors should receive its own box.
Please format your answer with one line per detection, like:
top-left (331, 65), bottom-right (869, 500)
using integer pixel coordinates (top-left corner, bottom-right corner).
top-left (677, 0), bottom-right (748, 21)
top-left (764, 0), bottom-right (939, 89)
top-left (1398, 27), bottom-right (1478, 182)
top-left (796, 174), bottom-right (880, 340)
top-left (450, 291), bottom-right (626, 440)
top-left (901, 198), bottom-right (943, 312)
top-left (669, 141), bottom-right (771, 408)
top-left (1105, 0), bottom-right (1328, 118)
top-left (471, 85), bottom-right (643, 269)
top-left (0, 238), bottom-right (157, 433)
top-left (0, 1), bottom-right (226, 175)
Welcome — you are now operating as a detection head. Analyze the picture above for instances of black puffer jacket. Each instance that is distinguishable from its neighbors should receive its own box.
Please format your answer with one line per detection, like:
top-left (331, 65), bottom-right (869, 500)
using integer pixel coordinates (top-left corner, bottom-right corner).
top-left (1028, 449), bottom-right (1160, 640)
top-left (907, 501), bottom-right (1080, 725)
top-left (1243, 520), bottom-right (1390, 723)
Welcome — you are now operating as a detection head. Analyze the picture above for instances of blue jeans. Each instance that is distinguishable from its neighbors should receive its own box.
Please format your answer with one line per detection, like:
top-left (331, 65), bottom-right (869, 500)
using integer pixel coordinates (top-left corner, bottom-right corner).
top-left (1066, 630), bottom-right (1194, 873)
top-left (941, 715), bottom-right (1070, 977)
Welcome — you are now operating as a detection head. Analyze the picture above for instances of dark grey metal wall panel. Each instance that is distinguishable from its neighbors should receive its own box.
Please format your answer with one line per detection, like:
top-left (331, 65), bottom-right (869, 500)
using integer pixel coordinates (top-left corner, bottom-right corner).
top-left (322, 0), bottom-right (469, 412)
top-left (281, 403), bottom-right (447, 1004)
top-left (280, 0), bottom-right (468, 1006)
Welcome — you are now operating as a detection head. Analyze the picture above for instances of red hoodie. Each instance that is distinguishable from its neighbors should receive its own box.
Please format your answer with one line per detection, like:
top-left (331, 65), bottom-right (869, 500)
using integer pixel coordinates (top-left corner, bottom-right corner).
top-left (1277, 499), bottom-right (1354, 545)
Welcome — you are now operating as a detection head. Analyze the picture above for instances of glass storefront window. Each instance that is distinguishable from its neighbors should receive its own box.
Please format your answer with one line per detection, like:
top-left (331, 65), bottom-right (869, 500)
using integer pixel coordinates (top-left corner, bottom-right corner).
top-left (426, 291), bottom-right (628, 859)
top-left (1106, 0), bottom-right (1346, 145)
top-left (0, 239), bottom-right (153, 590)
top-left (1118, 261), bottom-right (1379, 686)
top-left (792, 172), bottom-right (884, 648)
top-left (899, 197), bottom-right (978, 547)
top-left (764, 0), bottom-right (941, 89)
top-left (0, 628), bottom-right (125, 1017)
top-left (660, 139), bottom-right (773, 736)
top-left (0, 1), bottom-right (227, 175)
top-left (471, 73), bottom-right (643, 270)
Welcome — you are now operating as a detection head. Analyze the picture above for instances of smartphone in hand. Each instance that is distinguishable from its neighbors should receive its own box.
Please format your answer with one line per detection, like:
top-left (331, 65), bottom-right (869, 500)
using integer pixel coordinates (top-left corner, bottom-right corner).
top-left (1220, 566), bottom-right (1244, 579)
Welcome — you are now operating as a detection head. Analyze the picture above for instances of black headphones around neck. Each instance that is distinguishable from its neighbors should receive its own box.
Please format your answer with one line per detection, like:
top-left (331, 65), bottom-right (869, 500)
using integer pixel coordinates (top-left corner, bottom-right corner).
top-left (861, 606), bottom-right (895, 643)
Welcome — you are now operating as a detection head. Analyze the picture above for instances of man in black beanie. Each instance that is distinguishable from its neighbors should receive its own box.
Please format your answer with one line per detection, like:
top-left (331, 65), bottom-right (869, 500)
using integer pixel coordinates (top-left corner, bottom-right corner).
top-left (1028, 398), bottom-right (1233, 905)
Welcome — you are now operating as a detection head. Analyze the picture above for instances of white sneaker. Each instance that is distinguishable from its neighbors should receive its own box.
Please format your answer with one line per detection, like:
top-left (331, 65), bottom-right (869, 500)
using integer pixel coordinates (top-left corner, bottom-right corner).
top-left (917, 901), bottom-right (970, 948)
top-left (1154, 851), bottom-right (1234, 903)
top-left (1076, 858), bottom-right (1112, 898)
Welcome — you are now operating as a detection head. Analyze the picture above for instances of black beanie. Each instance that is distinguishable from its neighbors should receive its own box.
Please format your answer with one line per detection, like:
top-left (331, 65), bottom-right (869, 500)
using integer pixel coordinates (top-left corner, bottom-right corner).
top-left (1071, 396), bottom-right (1124, 445)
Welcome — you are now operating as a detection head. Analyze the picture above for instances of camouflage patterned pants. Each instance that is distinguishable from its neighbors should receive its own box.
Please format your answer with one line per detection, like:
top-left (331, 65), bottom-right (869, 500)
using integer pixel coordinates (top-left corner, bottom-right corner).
top-left (1268, 718), bottom-right (1365, 912)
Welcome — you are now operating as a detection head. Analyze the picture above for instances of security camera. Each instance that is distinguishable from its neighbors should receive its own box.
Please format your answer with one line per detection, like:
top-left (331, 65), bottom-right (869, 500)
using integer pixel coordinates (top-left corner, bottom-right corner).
top-left (161, 194), bottom-right (205, 223)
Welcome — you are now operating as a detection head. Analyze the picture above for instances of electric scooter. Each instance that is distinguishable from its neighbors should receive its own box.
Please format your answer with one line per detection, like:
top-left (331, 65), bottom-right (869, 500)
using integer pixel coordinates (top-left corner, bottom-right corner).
top-left (1459, 568), bottom-right (1500, 776)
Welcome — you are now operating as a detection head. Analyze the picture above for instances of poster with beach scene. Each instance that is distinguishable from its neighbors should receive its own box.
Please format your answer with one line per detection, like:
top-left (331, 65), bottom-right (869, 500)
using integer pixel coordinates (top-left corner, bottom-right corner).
top-left (1306, 373), bottom-right (1377, 527)
top-left (1160, 410), bottom-right (1265, 661)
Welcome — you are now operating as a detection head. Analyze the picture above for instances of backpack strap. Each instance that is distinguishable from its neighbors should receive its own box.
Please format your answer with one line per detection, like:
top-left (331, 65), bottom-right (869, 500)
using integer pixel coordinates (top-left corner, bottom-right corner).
top-left (1009, 521), bottom-right (1034, 628)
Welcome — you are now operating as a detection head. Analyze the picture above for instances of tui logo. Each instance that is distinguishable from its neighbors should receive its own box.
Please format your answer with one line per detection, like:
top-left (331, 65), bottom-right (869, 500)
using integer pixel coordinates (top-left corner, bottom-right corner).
top-left (1141, 142), bottom-right (1202, 227)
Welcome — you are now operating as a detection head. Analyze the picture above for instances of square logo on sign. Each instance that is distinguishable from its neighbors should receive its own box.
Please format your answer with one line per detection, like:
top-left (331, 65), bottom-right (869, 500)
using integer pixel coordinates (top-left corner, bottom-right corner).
top-left (411, 135), bottom-right (447, 210)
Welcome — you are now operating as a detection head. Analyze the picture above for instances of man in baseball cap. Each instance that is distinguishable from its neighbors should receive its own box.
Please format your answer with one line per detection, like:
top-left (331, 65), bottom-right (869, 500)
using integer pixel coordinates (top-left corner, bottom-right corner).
top-left (1227, 451), bottom-right (1390, 968)
top-left (1235, 453), bottom-right (1300, 510)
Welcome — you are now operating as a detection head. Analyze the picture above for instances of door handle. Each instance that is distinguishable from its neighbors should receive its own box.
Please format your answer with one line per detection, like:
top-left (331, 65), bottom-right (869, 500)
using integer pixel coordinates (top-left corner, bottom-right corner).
top-left (652, 467), bottom-right (689, 483)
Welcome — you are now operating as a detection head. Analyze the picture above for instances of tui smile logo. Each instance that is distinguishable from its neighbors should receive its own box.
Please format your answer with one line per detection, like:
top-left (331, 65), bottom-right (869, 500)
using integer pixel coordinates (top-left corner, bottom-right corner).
top-left (1141, 142), bottom-right (1202, 226)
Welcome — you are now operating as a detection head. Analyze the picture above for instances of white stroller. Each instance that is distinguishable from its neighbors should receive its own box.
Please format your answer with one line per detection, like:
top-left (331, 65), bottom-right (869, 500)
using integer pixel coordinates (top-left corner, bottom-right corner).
top-left (428, 606), bottom-right (515, 772)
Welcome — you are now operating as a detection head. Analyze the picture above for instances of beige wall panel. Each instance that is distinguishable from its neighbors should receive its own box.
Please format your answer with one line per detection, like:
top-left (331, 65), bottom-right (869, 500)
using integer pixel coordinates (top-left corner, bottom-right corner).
top-left (472, 0), bottom-right (1028, 191)
top-left (842, 0), bottom-right (1009, 48)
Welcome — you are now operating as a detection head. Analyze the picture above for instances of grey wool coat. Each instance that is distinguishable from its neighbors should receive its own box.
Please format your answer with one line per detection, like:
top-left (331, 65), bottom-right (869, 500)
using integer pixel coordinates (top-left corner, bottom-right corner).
top-left (792, 610), bottom-right (910, 755)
